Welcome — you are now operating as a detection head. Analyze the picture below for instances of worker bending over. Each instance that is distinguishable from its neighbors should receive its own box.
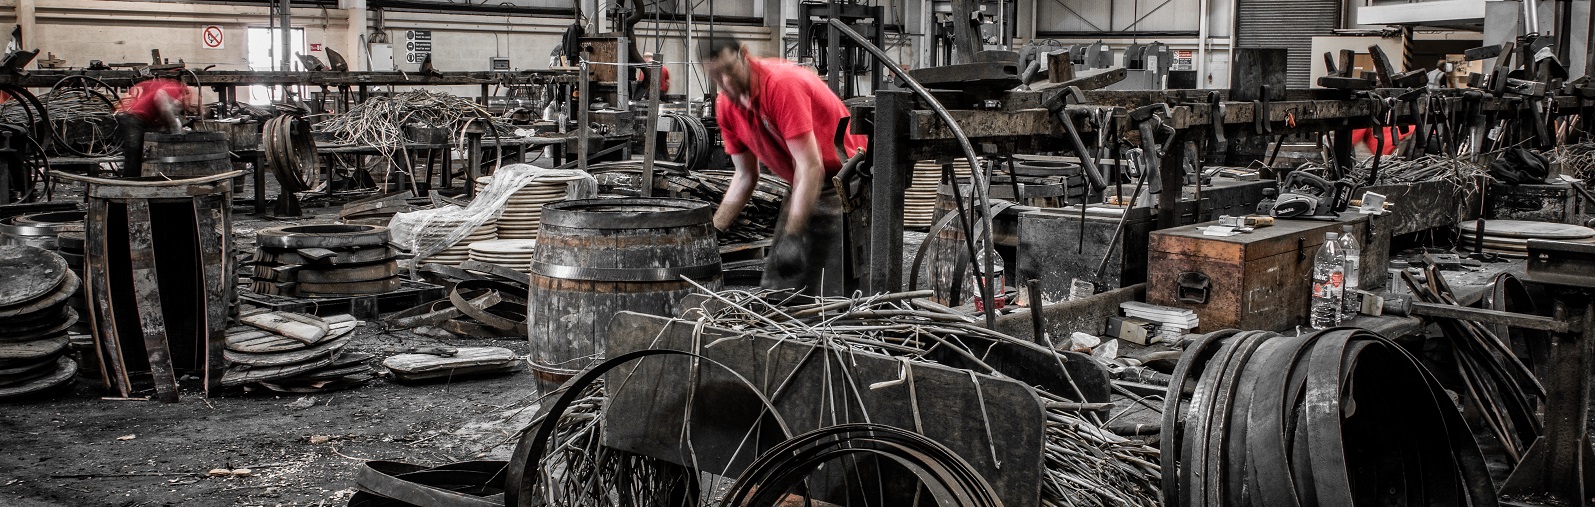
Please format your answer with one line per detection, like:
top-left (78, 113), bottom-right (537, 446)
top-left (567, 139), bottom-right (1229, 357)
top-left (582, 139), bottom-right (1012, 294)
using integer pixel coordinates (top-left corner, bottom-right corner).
top-left (114, 78), bottom-right (195, 177)
top-left (701, 37), bottom-right (869, 299)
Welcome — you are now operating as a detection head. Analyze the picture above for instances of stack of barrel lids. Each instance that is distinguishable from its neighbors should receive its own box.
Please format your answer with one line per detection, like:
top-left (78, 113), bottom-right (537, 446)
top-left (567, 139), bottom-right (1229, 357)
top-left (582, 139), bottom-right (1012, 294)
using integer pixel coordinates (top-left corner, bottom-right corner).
top-left (251, 224), bottom-right (402, 297)
top-left (54, 232), bottom-right (94, 348)
top-left (906, 162), bottom-right (945, 230)
top-left (0, 212), bottom-right (91, 341)
top-left (421, 219), bottom-right (497, 267)
top-left (0, 245), bottom-right (82, 400)
top-left (1457, 220), bottom-right (1595, 257)
top-left (222, 311), bottom-right (374, 391)
top-left (467, 239), bottom-right (537, 274)
top-left (477, 174), bottom-right (586, 240)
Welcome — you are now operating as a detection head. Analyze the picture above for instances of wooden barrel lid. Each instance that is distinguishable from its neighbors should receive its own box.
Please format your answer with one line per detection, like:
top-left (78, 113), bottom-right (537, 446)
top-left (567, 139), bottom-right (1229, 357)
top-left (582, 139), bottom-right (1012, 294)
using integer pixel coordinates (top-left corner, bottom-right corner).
top-left (1459, 220), bottom-right (1595, 240)
top-left (469, 240), bottom-right (537, 255)
top-left (0, 357), bottom-right (76, 399)
top-left (0, 245), bottom-right (68, 307)
top-left (0, 335), bottom-right (69, 361)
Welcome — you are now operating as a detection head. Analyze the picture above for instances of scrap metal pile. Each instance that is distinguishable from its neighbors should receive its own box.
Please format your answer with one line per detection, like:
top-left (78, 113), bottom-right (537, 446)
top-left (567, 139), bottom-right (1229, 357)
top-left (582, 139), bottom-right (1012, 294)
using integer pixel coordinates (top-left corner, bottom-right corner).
top-left (381, 261), bottom-right (532, 339)
top-left (679, 287), bottom-right (1162, 507)
top-left (1161, 327), bottom-right (1498, 506)
top-left (1554, 141), bottom-right (1595, 180)
top-left (588, 162), bottom-right (789, 245)
top-left (0, 87), bottom-right (120, 157)
top-left (1336, 153), bottom-right (1492, 187)
top-left (314, 90), bottom-right (518, 151)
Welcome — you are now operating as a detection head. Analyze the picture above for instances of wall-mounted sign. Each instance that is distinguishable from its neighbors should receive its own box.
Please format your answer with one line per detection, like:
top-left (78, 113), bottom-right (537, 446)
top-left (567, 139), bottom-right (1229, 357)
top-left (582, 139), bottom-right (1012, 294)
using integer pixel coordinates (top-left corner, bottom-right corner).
top-left (404, 30), bottom-right (432, 64)
top-left (1172, 49), bottom-right (1194, 71)
top-left (309, 43), bottom-right (323, 52)
top-left (202, 25), bottom-right (224, 50)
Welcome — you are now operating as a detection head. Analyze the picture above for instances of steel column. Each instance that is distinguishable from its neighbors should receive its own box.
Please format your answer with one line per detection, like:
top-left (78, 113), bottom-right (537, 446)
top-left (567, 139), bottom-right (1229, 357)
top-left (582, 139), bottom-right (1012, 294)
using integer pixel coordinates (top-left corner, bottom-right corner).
top-left (868, 91), bottom-right (912, 294)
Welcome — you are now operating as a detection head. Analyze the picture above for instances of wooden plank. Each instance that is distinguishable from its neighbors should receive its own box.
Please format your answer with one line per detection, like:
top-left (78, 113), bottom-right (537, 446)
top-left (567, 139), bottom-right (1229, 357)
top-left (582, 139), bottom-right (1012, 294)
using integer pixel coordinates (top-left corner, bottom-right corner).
top-left (85, 198), bottom-right (129, 397)
top-left (240, 312), bottom-right (328, 344)
top-left (194, 195), bottom-right (228, 396)
top-left (908, 109), bottom-right (1076, 140)
top-left (124, 200), bottom-right (179, 403)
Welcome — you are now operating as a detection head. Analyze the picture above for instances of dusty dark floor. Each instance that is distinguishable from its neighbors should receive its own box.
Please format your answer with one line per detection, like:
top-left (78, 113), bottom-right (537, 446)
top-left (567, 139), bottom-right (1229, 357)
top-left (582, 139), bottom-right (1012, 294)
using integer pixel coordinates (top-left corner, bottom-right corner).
top-left (1, 192), bottom-right (559, 507)
top-left (0, 324), bottom-right (549, 507)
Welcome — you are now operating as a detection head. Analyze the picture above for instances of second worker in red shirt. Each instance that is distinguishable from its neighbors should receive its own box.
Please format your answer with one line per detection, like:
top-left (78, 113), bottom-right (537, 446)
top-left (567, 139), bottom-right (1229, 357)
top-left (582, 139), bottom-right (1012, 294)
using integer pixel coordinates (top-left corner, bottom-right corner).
top-left (702, 38), bottom-right (869, 299)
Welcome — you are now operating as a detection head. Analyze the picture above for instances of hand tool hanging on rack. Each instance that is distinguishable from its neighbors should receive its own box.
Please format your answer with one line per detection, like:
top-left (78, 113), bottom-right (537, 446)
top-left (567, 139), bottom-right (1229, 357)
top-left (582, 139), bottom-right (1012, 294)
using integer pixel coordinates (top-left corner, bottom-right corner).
top-left (1206, 91), bottom-right (1227, 163)
top-left (1130, 103), bottom-right (1174, 197)
top-left (1401, 88), bottom-right (1429, 158)
top-left (1368, 97), bottom-right (1397, 185)
top-left (1043, 86), bottom-right (1110, 193)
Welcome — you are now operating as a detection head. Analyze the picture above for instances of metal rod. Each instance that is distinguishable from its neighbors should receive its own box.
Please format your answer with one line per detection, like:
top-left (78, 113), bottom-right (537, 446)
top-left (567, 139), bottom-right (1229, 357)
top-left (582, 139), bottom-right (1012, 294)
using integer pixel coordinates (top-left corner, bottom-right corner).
top-left (826, 19), bottom-right (1000, 327)
top-left (641, 62), bottom-right (661, 198)
top-left (578, 61), bottom-right (590, 172)
top-left (1027, 279), bottom-right (1045, 346)
top-left (1410, 302), bottom-right (1572, 333)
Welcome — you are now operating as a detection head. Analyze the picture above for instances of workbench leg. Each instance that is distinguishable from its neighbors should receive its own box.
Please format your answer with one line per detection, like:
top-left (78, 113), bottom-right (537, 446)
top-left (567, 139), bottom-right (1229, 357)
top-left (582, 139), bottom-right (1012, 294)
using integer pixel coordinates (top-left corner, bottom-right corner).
top-left (868, 91), bottom-right (911, 293)
top-left (252, 153), bottom-right (267, 215)
top-left (466, 133), bottom-right (483, 198)
top-left (1499, 297), bottom-right (1595, 504)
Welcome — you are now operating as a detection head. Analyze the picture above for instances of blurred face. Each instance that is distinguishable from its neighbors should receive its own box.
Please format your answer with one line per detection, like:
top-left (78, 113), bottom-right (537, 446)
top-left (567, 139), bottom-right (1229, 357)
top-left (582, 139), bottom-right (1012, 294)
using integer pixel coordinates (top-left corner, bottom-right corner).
top-left (705, 47), bottom-right (752, 105)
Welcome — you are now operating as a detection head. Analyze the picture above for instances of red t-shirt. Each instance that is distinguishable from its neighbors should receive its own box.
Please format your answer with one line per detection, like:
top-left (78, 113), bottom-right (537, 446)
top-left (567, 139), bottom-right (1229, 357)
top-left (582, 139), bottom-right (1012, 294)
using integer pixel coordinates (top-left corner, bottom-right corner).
top-left (1352, 126), bottom-right (1411, 156)
top-left (636, 66), bottom-right (670, 92)
top-left (118, 79), bottom-right (190, 123)
top-left (715, 58), bottom-right (867, 182)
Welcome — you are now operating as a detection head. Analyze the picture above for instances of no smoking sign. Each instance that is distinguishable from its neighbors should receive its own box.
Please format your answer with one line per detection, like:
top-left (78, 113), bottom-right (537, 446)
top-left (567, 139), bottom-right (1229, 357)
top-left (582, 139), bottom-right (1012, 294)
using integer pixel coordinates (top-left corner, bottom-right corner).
top-left (202, 25), bottom-right (224, 50)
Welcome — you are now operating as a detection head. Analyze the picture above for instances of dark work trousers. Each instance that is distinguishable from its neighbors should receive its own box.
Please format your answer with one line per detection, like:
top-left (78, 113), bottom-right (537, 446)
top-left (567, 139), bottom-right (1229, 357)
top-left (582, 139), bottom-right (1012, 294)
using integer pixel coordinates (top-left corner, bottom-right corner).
top-left (115, 113), bottom-right (149, 178)
top-left (762, 187), bottom-right (862, 300)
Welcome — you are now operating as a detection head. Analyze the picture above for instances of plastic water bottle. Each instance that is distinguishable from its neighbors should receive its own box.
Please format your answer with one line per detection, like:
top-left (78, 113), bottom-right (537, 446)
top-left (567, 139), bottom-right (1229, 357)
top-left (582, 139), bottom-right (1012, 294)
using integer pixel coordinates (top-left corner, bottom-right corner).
top-left (1311, 232), bottom-right (1344, 329)
top-left (1339, 225), bottom-right (1361, 318)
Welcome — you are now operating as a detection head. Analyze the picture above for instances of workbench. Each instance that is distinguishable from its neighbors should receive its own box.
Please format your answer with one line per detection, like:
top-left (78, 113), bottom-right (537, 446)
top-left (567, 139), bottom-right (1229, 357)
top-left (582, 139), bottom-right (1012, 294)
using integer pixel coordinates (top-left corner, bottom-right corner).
top-left (314, 135), bottom-right (565, 195)
top-left (860, 84), bottom-right (1592, 296)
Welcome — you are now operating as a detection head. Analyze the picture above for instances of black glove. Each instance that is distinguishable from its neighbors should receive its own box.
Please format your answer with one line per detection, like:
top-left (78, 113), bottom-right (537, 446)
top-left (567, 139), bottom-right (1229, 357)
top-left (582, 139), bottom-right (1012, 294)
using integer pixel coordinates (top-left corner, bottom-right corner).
top-left (769, 232), bottom-right (809, 278)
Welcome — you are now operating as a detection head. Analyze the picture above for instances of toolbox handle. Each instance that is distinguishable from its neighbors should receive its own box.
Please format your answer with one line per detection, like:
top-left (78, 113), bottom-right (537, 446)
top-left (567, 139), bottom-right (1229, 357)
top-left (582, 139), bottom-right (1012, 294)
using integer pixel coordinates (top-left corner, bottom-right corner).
top-left (1177, 271), bottom-right (1211, 304)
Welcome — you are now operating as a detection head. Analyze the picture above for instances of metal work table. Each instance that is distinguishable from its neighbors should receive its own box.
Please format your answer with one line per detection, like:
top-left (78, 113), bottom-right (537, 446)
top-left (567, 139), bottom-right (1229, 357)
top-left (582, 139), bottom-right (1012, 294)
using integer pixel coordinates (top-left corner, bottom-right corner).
top-left (1350, 259), bottom-right (1527, 338)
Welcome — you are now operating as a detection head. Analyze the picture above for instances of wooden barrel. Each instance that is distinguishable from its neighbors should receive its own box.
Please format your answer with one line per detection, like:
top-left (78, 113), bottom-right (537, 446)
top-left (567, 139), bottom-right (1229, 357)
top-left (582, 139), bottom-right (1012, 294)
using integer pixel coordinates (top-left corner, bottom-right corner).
top-left (527, 198), bottom-right (722, 380)
top-left (193, 119), bottom-right (261, 152)
top-left (141, 131), bottom-right (232, 178)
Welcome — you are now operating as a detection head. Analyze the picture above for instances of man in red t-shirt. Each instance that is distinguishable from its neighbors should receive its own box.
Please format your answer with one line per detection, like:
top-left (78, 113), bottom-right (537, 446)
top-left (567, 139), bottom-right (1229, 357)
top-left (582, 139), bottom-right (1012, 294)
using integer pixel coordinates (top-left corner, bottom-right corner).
top-left (636, 52), bottom-right (669, 94)
top-left (115, 78), bottom-right (195, 177)
top-left (703, 38), bottom-right (869, 297)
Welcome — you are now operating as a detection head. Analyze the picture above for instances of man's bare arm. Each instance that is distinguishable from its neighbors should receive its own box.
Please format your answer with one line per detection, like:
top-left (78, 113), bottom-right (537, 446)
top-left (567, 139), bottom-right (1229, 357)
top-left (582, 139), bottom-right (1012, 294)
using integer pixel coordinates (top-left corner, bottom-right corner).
top-left (781, 132), bottom-right (826, 235)
top-left (713, 151), bottom-right (760, 232)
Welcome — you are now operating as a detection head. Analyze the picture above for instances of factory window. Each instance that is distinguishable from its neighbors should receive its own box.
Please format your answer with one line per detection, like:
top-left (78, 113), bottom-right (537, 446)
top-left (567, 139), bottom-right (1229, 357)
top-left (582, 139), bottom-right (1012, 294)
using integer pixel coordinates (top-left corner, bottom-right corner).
top-left (246, 27), bottom-right (306, 104)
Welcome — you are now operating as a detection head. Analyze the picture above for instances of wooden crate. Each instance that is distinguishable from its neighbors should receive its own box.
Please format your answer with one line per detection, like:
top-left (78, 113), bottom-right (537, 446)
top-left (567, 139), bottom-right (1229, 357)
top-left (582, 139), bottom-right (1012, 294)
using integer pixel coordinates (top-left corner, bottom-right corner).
top-left (239, 279), bottom-right (445, 318)
top-left (1147, 213), bottom-right (1372, 332)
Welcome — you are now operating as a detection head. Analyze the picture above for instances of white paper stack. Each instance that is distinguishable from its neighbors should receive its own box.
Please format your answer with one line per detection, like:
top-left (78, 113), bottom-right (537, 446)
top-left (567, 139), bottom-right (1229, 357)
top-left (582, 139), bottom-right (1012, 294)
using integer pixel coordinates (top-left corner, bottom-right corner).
top-left (1120, 302), bottom-right (1200, 343)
